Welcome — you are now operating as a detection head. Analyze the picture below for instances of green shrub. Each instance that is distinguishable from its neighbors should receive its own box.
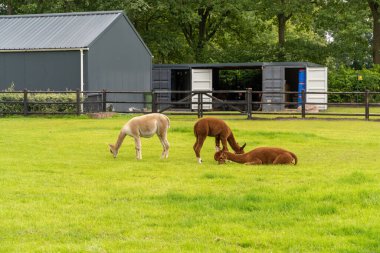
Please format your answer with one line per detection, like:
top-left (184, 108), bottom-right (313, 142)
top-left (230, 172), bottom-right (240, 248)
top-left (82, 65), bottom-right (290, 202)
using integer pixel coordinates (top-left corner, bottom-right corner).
top-left (0, 92), bottom-right (24, 114)
top-left (29, 93), bottom-right (77, 113)
top-left (0, 86), bottom-right (77, 114)
top-left (328, 65), bottom-right (380, 102)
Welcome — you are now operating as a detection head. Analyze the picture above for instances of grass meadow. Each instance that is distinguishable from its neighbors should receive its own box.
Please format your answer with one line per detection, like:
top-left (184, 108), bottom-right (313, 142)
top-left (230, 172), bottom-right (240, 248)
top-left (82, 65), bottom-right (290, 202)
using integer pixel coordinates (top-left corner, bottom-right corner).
top-left (0, 115), bottom-right (380, 252)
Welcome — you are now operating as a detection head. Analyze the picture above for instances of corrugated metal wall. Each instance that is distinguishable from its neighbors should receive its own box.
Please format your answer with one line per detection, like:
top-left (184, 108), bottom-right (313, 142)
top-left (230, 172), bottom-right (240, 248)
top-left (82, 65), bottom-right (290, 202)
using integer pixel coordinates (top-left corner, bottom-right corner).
top-left (262, 66), bottom-right (285, 111)
top-left (152, 68), bottom-right (171, 109)
top-left (87, 15), bottom-right (152, 111)
top-left (0, 51), bottom-right (80, 90)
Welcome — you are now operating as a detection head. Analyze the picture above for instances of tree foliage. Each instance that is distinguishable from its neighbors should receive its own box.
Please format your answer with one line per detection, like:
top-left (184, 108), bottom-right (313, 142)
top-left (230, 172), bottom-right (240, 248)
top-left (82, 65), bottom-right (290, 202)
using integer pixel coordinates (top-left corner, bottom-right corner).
top-left (0, 0), bottom-right (379, 68)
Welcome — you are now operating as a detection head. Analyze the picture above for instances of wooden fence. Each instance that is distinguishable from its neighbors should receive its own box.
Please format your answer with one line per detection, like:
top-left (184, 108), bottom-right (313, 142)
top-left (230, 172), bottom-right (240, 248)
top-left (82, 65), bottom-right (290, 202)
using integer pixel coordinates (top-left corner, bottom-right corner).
top-left (0, 89), bottom-right (380, 120)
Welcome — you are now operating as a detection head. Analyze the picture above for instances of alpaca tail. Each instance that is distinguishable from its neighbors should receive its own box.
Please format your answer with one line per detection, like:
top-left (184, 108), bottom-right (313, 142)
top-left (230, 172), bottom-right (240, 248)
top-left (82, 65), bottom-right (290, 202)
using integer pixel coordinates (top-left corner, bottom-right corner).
top-left (290, 152), bottom-right (298, 165)
top-left (164, 114), bottom-right (170, 128)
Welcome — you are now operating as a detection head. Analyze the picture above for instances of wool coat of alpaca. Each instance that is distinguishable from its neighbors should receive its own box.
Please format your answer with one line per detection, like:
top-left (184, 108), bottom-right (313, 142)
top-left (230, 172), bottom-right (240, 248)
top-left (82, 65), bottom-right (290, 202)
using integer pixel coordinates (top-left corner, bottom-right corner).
top-left (109, 113), bottom-right (170, 160)
top-left (193, 117), bottom-right (246, 163)
top-left (214, 147), bottom-right (297, 165)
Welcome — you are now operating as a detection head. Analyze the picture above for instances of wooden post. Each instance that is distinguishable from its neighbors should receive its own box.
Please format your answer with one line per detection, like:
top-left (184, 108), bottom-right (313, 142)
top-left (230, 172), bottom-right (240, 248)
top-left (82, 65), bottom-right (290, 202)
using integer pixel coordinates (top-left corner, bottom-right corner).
top-left (197, 92), bottom-right (202, 118)
top-left (365, 90), bottom-right (370, 121)
top-left (76, 89), bottom-right (81, 116)
top-left (246, 88), bottom-right (252, 119)
top-left (301, 90), bottom-right (306, 119)
top-left (23, 89), bottom-right (28, 116)
top-left (152, 91), bottom-right (157, 113)
top-left (200, 91), bottom-right (203, 118)
top-left (102, 89), bottom-right (107, 112)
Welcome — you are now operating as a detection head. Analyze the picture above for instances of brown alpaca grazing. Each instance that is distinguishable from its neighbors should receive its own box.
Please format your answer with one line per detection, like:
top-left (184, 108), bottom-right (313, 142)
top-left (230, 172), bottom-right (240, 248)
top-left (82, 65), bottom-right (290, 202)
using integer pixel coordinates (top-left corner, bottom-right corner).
top-left (214, 147), bottom-right (297, 165)
top-left (193, 117), bottom-right (246, 163)
top-left (109, 113), bottom-right (170, 160)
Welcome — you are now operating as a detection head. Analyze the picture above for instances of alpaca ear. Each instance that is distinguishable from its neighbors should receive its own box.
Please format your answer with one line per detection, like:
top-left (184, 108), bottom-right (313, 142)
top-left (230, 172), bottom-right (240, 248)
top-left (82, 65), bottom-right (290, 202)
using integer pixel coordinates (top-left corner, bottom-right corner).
top-left (214, 151), bottom-right (220, 161)
top-left (241, 143), bottom-right (246, 150)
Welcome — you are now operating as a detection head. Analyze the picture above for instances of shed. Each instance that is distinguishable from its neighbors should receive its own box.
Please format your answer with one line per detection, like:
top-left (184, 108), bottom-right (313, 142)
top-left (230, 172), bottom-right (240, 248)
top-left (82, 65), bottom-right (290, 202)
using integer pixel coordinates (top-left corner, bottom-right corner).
top-left (0, 11), bottom-right (152, 111)
top-left (153, 62), bottom-right (328, 111)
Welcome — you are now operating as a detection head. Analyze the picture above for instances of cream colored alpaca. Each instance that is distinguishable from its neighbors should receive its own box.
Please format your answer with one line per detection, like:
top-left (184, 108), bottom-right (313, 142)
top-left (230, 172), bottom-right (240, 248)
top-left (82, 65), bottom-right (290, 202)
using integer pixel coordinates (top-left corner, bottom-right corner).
top-left (109, 113), bottom-right (170, 160)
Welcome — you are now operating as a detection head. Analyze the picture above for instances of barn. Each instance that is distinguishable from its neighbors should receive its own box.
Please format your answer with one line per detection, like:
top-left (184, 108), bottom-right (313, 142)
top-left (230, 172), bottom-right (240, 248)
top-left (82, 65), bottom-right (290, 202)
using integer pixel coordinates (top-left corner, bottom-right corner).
top-left (0, 11), bottom-right (152, 111)
top-left (153, 62), bottom-right (328, 111)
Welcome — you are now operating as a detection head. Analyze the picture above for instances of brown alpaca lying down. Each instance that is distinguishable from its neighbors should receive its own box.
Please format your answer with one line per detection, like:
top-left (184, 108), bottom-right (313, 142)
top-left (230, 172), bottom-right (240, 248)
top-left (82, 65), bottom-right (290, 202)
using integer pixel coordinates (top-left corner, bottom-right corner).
top-left (214, 147), bottom-right (297, 165)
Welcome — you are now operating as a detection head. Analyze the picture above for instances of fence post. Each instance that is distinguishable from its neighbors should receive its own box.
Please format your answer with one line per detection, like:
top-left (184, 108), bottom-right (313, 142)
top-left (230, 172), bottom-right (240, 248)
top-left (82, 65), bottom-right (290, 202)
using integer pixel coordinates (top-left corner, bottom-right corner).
top-left (102, 89), bottom-right (107, 112)
top-left (301, 90), bottom-right (306, 119)
top-left (23, 89), bottom-right (28, 116)
top-left (246, 88), bottom-right (252, 119)
top-left (197, 91), bottom-right (202, 118)
top-left (365, 90), bottom-right (370, 121)
top-left (76, 89), bottom-right (81, 116)
top-left (200, 91), bottom-right (204, 118)
top-left (152, 91), bottom-right (157, 113)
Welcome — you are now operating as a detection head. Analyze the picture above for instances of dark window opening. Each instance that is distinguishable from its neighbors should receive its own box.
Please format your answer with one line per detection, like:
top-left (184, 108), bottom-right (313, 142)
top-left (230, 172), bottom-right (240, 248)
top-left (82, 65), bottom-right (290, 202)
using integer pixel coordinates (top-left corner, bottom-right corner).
top-left (171, 70), bottom-right (190, 108)
top-left (213, 68), bottom-right (262, 110)
top-left (285, 68), bottom-right (301, 109)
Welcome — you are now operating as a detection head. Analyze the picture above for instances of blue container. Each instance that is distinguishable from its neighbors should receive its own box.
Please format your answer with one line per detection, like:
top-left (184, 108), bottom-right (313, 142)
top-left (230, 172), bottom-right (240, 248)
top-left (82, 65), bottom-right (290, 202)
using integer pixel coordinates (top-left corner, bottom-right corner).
top-left (298, 69), bottom-right (306, 106)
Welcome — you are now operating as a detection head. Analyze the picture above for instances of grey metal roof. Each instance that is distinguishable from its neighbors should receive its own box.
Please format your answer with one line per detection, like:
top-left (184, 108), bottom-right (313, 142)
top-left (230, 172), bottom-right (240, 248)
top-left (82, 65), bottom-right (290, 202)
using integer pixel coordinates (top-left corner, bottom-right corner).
top-left (153, 62), bottom-right (323, 69)
top-left (0, 11), bottom-right (126, 50)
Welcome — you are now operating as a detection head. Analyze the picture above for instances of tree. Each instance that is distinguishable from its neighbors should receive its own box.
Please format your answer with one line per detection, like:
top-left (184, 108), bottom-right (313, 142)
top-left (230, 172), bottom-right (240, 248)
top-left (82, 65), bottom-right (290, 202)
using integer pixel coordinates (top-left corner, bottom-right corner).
top-left (0, 0), bottom-right (30, 14)
top-left (122, 0), bottom-right (194, 63)
top-left (315, 0), bottom-right (372, 67)
top-left (254, 0), bottom-right (317, 61)
top-left (368, 0), bottom-right (380, 64)
top-left (166, 0), bottom-right (241, 62)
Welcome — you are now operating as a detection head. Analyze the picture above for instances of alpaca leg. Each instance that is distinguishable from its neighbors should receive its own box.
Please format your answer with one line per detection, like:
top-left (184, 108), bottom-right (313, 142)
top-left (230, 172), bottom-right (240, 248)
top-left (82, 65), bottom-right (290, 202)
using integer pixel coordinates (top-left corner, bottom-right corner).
top-left (193, 138), bottom-right (200, 162)
top-left (273, 153), bottom-right (294, 164)
top-left (159, 136), bottom-right (166, 159)
top-left (163, 138), bottom-right (170, 158)
top-left (158, 135), bottom-right (170, 159)
top-left (134, 137), bottom-right (142, 160)
top-left (244, 158), bottom-right (263, 165)
top-left (193, 135), bottom-right (206, 163)
top-left (215, 136), bottom-right (221, 151)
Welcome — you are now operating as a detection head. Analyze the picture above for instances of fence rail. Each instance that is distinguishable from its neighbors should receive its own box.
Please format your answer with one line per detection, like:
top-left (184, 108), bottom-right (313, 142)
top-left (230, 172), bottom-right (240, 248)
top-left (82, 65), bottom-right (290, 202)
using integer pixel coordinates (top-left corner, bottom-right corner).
top-left (0, 89), bottom-right (379, 120)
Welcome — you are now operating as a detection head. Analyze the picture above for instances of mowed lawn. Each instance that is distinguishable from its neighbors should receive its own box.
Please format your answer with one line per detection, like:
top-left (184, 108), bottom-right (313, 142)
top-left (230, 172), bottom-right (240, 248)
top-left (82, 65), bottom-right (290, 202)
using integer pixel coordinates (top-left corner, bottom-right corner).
top-left (0, 115), bottom-right (380, 252)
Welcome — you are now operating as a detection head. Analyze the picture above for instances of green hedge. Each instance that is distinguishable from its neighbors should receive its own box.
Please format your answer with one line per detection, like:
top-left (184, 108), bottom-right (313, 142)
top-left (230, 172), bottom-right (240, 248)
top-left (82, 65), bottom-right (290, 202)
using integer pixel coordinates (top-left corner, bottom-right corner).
top-left (0, 90), bottom-right (77, 114)
top-left (328, 65), bottom-right (380, 102)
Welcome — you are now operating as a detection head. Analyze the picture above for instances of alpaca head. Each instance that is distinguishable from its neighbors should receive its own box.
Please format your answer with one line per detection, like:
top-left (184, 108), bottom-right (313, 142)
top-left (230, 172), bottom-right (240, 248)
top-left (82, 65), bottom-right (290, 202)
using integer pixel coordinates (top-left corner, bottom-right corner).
top-left (236, 143), bottom-right (246, 154)
top-left (109, 144), bottom-right (118, 158)
top-left (214, 151), bottom-right (227, 164)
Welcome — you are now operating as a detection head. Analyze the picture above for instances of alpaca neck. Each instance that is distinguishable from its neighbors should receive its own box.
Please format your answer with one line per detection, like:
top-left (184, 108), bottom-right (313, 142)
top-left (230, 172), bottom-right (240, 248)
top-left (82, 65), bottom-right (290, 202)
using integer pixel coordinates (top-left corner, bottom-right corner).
top-left (114, 131), bottom-right (127, 150)
top-left (225, 152), bottom-right (246, 163)
top-left (227, 132), bottom-right (241, 152)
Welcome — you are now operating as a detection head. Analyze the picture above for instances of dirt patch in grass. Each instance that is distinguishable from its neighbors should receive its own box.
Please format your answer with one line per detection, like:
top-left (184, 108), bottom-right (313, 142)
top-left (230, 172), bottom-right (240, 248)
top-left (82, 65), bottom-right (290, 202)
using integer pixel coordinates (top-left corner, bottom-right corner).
top-left (87, 112), bottom-right (116, 119)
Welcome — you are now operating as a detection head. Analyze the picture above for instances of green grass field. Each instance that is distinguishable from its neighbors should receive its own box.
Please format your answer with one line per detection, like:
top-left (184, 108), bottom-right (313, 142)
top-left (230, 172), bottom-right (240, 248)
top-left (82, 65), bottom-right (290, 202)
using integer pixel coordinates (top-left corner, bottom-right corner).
top-left (1, 115), bottom-right (380, 252)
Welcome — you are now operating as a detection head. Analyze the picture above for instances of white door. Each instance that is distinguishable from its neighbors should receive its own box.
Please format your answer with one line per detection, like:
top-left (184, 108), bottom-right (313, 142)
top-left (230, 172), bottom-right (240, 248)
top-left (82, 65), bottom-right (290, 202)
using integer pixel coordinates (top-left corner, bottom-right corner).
top-left (191, 69), bottom-right (212, 110)
top-left (306, 67), bottom-right (328, 110)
